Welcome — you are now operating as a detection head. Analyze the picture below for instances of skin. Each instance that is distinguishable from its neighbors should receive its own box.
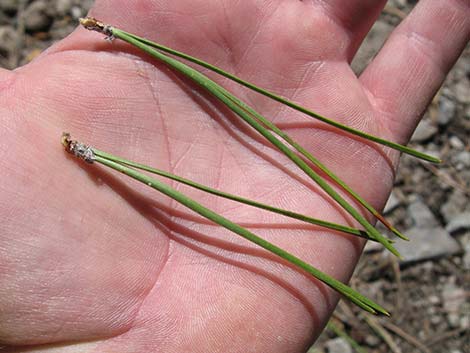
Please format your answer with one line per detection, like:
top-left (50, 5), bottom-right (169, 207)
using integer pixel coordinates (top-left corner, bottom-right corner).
top-left (0, 0), bottom-right (468, 352)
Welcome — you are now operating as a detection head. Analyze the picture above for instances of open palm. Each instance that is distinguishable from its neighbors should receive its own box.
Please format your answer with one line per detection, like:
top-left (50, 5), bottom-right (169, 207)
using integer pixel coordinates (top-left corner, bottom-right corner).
top-left (1, 1), bottom-right (468, 352)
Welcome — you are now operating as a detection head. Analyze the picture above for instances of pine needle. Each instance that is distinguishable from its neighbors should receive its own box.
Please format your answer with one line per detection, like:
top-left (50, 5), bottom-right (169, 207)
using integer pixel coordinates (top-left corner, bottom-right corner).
top-left (62, 133), bottom-right (390, 316)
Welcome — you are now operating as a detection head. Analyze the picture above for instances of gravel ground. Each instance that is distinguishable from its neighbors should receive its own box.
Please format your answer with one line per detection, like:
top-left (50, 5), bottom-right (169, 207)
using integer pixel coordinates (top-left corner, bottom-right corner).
top-left (1, 1), bottom-right (468, 353)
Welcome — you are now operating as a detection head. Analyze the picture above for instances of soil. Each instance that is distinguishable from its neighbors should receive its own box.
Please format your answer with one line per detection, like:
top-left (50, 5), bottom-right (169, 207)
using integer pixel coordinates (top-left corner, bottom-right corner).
top-left (1, 1), bottom-right (468, 353)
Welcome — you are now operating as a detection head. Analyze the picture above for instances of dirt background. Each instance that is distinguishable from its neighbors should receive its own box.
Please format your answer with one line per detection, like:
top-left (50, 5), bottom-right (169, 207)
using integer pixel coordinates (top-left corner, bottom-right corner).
top-left (0, 1), bottom-right (468, 353)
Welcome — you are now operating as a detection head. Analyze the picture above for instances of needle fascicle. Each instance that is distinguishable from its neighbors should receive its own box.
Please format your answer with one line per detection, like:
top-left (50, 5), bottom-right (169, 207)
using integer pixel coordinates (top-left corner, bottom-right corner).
top-left (79, 17), bottom-right (114, 39)
top-left (62, 132), bottom-right (95, 163)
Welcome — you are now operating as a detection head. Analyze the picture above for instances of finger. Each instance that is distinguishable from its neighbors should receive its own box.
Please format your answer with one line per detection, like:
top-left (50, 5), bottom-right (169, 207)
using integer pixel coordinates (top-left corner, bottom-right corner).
top-left (360, 0), bottom-right (470, 144)
top-left (310, 0), bottom-right (388, 61)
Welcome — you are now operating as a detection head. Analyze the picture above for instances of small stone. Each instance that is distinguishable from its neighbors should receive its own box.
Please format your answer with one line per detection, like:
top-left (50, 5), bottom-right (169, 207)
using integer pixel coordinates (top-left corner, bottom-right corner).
top-left (325, 337), bottom-right (352, 353)
top-left (455, 151), bottom-right (470, 167)
top-left (446, 212), bottom-right (470, 234)
top-left (23, 0), bottom-right (53, 33)
top-left (449, 136), bottom-right (465, 150)
top-left (442, 282), bottom-right (465, 311)
top-left (55, 0), bottom-right (73, 16)
top-left (461, 233), bottom-right (470, 270)
top-left (396, 226), bottom-right (460, 264)
top-left (460, 315), bottom-right (469, 330)
top-left (438, 96), bottom-right (456, 126)
top-left (429, 295), bottom-right (440, 305)
top-left (0, 25), bottom-right (18, 57)
top-left (384, 192), bottom-right (400, 214)
top-left (430, 315), bottom-right (442, 325)
top-left (447, 313), bottom-right (461, 328)
top-left (440, 190), bottom-right (469, 223)
top-left (70, 6), bottom-right (83, 20)
top-left (411, 119), bottom-right (438, 142)
top-left (364, 334), bottom-right (381, 347)
top-left (408, 200), bottom-right (439, 228)
top-left (454, 79), bottom-right (470, 104)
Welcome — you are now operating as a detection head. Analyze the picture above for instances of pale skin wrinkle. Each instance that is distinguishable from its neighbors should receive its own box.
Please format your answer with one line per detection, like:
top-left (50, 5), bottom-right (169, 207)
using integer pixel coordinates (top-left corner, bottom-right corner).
top-left (0, 0), bottom-right (469, 352)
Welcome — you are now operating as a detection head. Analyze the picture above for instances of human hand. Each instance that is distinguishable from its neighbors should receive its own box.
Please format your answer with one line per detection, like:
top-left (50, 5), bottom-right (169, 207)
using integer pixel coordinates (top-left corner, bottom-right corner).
top-left (1, 1), bottom-right (468, 352)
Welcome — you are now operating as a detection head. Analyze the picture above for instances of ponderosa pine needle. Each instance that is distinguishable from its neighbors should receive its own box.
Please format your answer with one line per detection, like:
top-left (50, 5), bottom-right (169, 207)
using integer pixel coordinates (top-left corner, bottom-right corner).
top-left (111, 25), bottom-right (441, 165)
top-left (62, 133), bottom-right (389, 316)
top-left (93, 148), bottom-right (377, 241)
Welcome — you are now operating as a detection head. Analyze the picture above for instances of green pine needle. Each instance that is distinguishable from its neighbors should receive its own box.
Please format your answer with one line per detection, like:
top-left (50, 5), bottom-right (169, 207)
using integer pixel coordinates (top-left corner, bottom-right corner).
top-left (93, 148), bottom-right (376, 241)
top-left (116, 27), bottom-right (440, 164)
top-left (62, 134), bottom-right (389, 316)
